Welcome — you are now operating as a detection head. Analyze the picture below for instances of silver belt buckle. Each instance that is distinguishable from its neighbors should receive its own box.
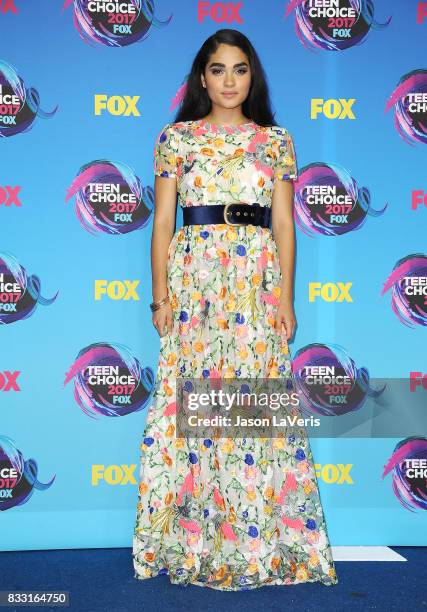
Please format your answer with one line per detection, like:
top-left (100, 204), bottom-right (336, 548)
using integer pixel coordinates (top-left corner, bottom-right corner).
top-left (224, 202), bottom-right (253, 226)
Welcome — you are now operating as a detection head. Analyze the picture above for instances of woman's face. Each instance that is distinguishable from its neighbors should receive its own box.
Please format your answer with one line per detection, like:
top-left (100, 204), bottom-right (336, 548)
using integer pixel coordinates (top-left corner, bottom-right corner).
top-left (201, 43), bottom-right (251, 112)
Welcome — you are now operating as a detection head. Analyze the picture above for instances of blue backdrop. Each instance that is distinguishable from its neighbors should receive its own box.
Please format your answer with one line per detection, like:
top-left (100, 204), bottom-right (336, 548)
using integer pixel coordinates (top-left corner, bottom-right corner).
top-left (1, 0), bottom-right (426, 549)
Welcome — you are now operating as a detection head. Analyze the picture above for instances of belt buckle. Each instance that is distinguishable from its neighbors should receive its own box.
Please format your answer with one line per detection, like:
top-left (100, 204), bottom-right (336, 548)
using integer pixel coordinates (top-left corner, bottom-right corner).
top-left (223, 202), bottom-right (248, 226)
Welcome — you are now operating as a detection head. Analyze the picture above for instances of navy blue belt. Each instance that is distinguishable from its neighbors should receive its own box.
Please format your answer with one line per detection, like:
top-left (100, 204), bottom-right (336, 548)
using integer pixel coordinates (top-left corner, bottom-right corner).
top-left (182, 203), bottom-right (271, 228)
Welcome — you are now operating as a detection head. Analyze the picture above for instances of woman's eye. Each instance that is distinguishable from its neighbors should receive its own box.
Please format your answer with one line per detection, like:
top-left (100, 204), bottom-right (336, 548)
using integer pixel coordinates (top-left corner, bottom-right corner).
top-left (210, 68), bottom-right (248, 76)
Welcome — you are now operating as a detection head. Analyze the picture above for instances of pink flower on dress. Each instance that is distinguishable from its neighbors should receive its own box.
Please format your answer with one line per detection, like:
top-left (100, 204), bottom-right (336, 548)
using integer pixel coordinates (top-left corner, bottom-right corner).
top-left (307, 530), bottom-right (320, 544)
top-left (281, 515), bottom-right (304, 530)
top-left (177, 470), bottom-right (194, 505)
top-left (297, 460), bottom-right (310, 474)
top-left (236, 325), bottom-right (249, 339)
top-left (257, 246), bottom-right (269, 272)
top-left (244, 465), bottom-right (258, 480)
top-left (164, 401), bottom-right (176, 416)
top-left (246, 131), bottom-right (274, 178)
top-left (221, 521), bottom-right (238, 540)
top-left (261, 292), bottom-right (279, 306)
top-left (249, 538), bottom-right (261, 552)
top-left (179, 519), bottom-right (201, 534)
top-left (277, 471), bottom-right (298, 504)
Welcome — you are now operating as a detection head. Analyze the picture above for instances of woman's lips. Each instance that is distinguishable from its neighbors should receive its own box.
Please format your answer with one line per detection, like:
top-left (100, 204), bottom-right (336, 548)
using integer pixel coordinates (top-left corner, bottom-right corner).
top-left (222, 92), bottom-right (237, 97)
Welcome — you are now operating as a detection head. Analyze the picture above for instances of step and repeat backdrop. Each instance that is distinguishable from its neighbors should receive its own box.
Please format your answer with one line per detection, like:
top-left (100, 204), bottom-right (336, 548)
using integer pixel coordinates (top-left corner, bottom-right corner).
top-left (1, 0), bottom-right (426, 550)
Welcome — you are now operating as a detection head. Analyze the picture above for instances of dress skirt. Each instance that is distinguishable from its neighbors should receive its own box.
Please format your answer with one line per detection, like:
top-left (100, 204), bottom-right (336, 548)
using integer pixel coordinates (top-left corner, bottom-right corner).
top-left (132, 222), bottom-right (338, 591)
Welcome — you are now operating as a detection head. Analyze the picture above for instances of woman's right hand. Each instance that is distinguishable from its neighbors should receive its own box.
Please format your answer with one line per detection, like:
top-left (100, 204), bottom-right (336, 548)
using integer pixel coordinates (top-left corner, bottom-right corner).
top-left (152, 302), bottom-right (173, 338)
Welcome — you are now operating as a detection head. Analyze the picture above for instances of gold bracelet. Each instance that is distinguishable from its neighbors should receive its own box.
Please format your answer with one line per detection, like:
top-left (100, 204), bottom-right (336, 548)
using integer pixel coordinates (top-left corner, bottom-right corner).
top-left (150, 295), bottom-right (169, 312)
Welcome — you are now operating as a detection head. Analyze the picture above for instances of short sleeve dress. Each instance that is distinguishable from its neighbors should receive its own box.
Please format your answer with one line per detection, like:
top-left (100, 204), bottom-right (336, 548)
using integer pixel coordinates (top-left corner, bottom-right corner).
top-left (133, 118), bottom-right (338, 590)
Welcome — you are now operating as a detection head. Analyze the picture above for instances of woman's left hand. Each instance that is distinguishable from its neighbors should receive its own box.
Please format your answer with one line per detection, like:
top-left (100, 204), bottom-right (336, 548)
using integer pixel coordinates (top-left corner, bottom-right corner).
top-left (275, 298), bottom-right (296, 342)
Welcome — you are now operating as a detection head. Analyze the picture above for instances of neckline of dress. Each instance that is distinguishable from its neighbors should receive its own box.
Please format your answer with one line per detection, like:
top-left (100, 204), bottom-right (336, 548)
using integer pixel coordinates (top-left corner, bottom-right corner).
top-left (196, 118), bottom-right (258, 134)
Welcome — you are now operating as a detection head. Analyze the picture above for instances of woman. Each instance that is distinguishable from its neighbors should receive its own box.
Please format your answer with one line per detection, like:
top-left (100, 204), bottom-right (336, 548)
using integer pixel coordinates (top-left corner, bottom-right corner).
top-left (133, 28), bottom-right (338, 591)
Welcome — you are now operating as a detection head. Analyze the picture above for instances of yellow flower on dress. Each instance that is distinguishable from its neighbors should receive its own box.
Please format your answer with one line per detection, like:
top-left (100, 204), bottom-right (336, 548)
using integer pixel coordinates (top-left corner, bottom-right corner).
top-left (139, 482), bottom-right (148, 495)
top-left (264, 486), bottom-right (274, 499)
top-left (255, 341), bottom-right (266, 354)
top-left (194, 341), bottom-right (204, 353)
top-left (221, 439), bottom-right (234, 453)
top-left (165, 424), bottom-right (175, 437)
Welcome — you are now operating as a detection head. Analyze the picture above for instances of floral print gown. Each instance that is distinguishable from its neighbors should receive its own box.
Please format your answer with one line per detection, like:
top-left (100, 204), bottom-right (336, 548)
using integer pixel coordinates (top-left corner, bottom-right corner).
top-left (132, 118), bottom-right (338, 590)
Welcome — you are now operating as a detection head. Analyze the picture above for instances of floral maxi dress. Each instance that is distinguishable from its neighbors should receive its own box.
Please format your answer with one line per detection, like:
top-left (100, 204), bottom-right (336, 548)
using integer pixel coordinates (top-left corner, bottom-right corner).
top-left (132, 118), bottom-right (338, 590)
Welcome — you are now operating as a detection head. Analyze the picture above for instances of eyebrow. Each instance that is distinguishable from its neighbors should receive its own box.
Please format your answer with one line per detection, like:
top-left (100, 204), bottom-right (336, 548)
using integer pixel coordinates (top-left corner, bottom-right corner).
top-left (207, 62), bottom-right (248, 68)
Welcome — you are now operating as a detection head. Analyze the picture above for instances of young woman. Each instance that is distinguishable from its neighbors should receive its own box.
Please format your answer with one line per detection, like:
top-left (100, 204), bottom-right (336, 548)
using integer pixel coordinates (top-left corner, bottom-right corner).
top-left (133, 28), bottom-right (338, 591)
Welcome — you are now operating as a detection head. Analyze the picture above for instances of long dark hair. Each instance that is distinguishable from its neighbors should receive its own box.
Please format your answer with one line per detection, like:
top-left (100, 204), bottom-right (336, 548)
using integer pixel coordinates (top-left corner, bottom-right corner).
top-left (174, 29), bottom-right (276, 127)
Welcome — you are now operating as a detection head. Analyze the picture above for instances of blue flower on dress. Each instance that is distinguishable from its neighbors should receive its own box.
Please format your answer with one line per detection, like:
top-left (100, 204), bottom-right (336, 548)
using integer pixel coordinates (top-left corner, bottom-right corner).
top-left (202, 369), bottom-right (210, 378)
top-left (203, 439), bottom-right (212, 447)
top-left (298, 503), bottom-right (306, 512)
top-left (279, 364), bottom-right (286, 373)
top-left (242, 510), bottom-right (248, 518)
top-left (149, 506), bottom-right (154, 513)
top-left (236, 313), bottom-right (245, 324)
top-left (204, 508), bottom-right (209, 517)
top-left (236, 245), bottom-right (246, 256)
top-left (159, 131), bottom-right (167, 143)
top-left (180, 365), bottom-right (186, 373)
top-left (306, 518), bottom-right (316, 530)
top-left (296, 448), bottom-right (306, 461)
top-left (288, 435), bottom-right (295, 443)
top-left (248, 525), bottom-right (258, 537)
top-left (185, 243), bottom-right (191, 253)
top-left (179, 311), bottom-right (189, 322)
top-left (286, 378), bottom-right (294, 390)
top-left (184, 381), bottom-right (194, 392)
top-left (200, 231), bottom-right (210, 239)
top-left (235, 369), bottom-right (241, 376)
top-left (143, 437), bottom-right (154, 446)
top-left (244, 453), bottom-right (254, 465)
top-left (189, 452), bottom-right (198, 464)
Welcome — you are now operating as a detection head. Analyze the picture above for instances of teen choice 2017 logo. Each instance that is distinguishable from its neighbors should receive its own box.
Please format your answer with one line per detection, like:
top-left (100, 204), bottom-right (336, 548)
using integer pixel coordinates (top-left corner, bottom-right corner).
top-left (382, 437), bottom-right (427, 512)
top-left (64, 342), bottom-right (155, 418)
top-left (381, 254), bottom-right (427, 327)
top-left (0, 253), bottom-right (58, 325)
top-left (65, 160), bottom-right (153, 235)
top-left (385, 70), bottom-right (427, 145)
top-left (0, 60), bottom-right (57, 138)
top-left (285, 0), bottom-right (391, 51)
top-left (0, 435), bottom-right (55, 511)
top-left (294, 162), bottom-right (386, 236)
top-left (292, 342), bottom-right (384, 416)
top-left (63, 0), bottom-right (172, 47)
